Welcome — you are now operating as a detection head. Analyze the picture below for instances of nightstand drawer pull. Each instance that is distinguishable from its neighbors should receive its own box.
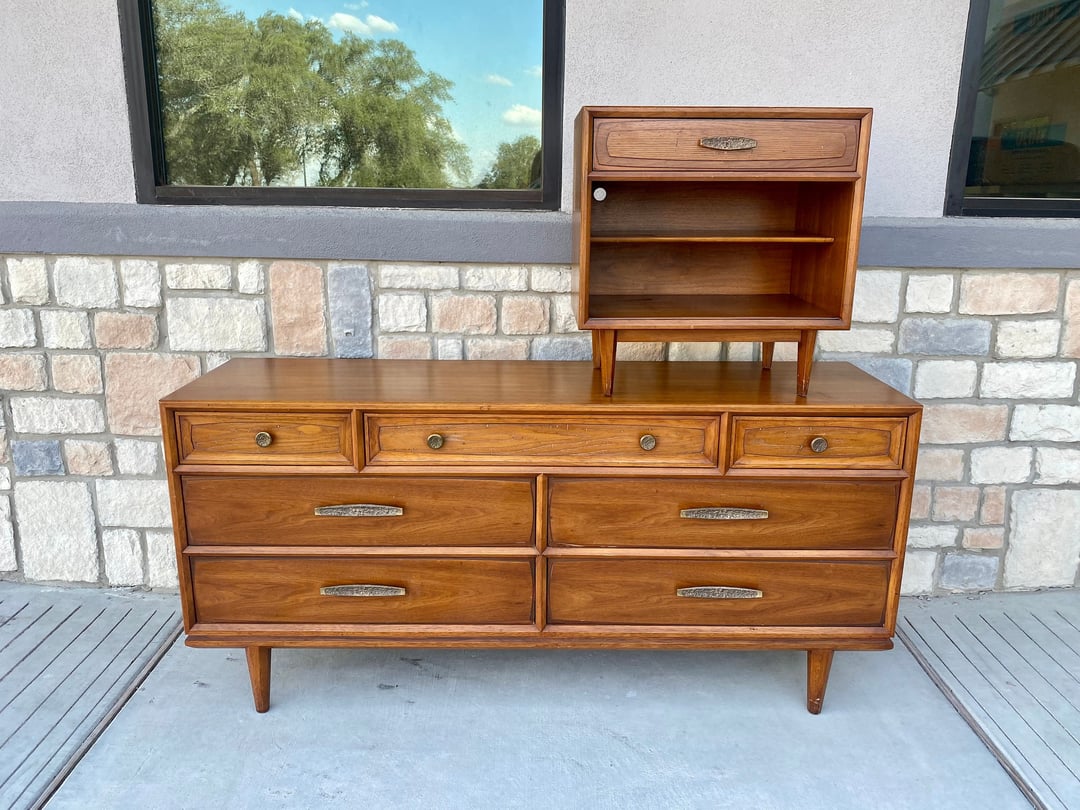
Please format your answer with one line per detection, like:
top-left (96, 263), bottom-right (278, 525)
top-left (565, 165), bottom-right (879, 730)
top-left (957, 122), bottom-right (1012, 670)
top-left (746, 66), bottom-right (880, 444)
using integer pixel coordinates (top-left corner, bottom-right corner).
top-left (254, 431), bottom-right (272, 447)
top-left (313, 504), bottom-right (404, 518)
top-left (679, 507), bottom-right (769, 521)
top-left (427, 433), bottom-right (445, 450)
top-left (320, 584), bottom-right (406, 598)
top-left (639, 433), bottom-right (657, 451)
top-left (676, 586), bottom-right (763, 600)
top-left (699, 135), bottom-right (757, 151)
top-left (810, 436), bottom-right (829, 453)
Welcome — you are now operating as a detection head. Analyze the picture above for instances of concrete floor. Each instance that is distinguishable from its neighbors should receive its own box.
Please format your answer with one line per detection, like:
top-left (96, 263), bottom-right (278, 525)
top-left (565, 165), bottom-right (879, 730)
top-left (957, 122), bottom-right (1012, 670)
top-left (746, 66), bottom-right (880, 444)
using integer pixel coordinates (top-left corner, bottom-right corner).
top-left (46, 639), bottom-right (1027, 809)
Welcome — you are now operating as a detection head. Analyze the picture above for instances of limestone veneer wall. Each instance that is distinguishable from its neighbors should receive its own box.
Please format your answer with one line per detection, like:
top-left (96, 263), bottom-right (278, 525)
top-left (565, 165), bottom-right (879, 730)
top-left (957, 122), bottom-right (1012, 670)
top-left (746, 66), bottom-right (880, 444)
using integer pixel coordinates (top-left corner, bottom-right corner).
top-left (0, 257), bottom-right (1078, 593)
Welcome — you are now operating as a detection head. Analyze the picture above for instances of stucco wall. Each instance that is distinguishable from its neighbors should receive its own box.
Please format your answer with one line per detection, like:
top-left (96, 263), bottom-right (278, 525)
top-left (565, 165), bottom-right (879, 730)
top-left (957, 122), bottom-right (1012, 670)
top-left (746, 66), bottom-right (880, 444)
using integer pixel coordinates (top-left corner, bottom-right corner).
top-left (1, 1), bottom-right (969, 217)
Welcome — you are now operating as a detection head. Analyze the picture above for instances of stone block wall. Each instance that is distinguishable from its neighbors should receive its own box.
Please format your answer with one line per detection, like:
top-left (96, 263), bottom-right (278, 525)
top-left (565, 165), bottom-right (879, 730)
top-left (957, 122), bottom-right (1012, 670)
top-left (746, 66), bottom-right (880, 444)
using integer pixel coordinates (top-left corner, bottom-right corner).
top-left (1, 256), bottom-right (1078, 594)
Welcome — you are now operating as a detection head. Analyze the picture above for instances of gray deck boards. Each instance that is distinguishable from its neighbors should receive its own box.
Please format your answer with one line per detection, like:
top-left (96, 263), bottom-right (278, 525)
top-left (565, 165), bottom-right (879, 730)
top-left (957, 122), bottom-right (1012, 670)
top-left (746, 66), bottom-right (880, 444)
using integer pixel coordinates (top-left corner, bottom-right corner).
top-left (0, 582), bottom-right (180, 810)
top-left (899, 590), bottom-right (1080, 810)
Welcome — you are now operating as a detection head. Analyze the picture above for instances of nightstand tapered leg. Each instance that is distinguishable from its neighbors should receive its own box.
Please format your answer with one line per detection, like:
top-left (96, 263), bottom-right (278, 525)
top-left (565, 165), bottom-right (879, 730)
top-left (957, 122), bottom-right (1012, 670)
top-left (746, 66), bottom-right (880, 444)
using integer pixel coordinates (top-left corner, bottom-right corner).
top-left (761, 342), bottom-right (775, 370)
top-left (796, 330), bottom-right (817, 397)
top-left (806, 649), bottom-right (833, 714)
top-left (591, 331), bottom-right (602, 369)
top-left (246, 646), bottom-right (272, 713)
top-left (597, 330), bottom-right (617, 396)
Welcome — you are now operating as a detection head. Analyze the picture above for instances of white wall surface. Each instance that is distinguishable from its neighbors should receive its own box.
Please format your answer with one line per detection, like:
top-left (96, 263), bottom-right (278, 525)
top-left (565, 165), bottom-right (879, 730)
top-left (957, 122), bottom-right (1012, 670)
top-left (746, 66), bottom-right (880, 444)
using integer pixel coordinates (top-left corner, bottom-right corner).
top-left (0, 1), bottom-right (970, 217)
top-left (563, 0), bottom-right (972, 217)
top-left (0, 1), bottom-right (136, 203)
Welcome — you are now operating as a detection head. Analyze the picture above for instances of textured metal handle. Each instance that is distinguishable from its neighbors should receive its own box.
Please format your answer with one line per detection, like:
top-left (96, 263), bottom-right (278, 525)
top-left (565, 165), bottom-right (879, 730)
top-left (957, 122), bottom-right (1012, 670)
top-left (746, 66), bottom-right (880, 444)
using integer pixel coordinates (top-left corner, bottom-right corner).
top-left (680, 507), bottom-right (769, 520)
top-left (810, 436), bottom-right (829, 453)
top-left (639, 434), bottom-right (657, 451)
top-left (314, 504), bottom-right (404, 517)
top-left (677, 586), bottom-right (763, 599)
top-left (254, 431), bottom-right (272, 448)
top-left (699, 136), bottom-right (758, 151)
top-left (320, 584), bottom-right (406, 597)
top-left (427, 433), bottom-right (445, 450)
top-left (593, 186), bottom-right (607, 202)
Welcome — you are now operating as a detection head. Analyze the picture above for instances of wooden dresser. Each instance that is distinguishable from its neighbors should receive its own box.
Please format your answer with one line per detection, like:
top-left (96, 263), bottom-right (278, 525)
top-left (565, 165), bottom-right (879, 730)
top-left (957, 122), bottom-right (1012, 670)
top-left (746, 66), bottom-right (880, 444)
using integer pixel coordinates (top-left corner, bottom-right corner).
top-left (160, 359), bottom-right (921, 713)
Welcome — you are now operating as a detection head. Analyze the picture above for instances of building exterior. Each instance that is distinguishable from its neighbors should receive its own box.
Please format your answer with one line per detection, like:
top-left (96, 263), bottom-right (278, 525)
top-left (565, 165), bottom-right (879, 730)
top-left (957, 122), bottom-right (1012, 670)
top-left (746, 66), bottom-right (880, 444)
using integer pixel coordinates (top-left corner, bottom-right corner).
top-left (0, 0), bottom-right (1078, 593)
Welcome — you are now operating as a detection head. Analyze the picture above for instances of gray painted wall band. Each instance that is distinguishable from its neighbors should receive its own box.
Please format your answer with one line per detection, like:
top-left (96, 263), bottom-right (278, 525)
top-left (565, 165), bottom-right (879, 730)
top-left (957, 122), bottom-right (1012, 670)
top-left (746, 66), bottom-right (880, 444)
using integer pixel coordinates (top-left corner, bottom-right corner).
top-left (0, 203), bottom-right (1077, 268)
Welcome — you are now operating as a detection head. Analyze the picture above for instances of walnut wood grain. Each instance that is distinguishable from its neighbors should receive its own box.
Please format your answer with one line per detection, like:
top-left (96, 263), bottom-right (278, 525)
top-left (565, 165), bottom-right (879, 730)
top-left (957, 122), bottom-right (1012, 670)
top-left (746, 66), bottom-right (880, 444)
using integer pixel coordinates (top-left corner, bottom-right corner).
top-left (730, 416), bottom-right (906, 470)
top-left (366, 414), bottom-right (719, 467)
top-left (176, 411), bottom-right (354, 467)
top-left (547, 477), bottom-right (900, 549)
top-left (192, 557), bottom-right (535, 625)
top-left (182, 476), bottom-right (534, 546)
top-left (547, 560), bottom-right (889, 627)
top-left (592, 117), bottom-right (861, 172)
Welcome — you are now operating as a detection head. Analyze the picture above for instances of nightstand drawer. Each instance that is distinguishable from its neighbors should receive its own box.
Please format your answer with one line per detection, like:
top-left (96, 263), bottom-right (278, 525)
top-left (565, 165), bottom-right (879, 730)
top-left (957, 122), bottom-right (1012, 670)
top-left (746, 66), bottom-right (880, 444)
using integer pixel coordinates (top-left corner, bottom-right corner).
top-left (182, 476), bottom-right (535, 546)
top-left (547, 560), bottom-right (888, 626)
top-left (547, 477), bottom-right (899, 549)
top-left (366, 415), bottom-right (719, 467)
top-left (592, 117), bottom-right (861, 173)
top-left (192, 557), bottom-right (535, 624)
top-left (176, 411), bottom-right (354, 467)
top-left (730, 416), bottom-right (906, 470)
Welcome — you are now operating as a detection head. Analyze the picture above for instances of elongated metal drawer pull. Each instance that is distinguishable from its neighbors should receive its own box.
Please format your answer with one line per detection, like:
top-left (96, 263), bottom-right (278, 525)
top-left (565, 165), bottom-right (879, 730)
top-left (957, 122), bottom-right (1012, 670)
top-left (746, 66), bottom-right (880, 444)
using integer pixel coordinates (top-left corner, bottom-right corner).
top-left (320, 584), bottom-right (406, 597)
top-left (676, 586), bottom-right (763, 599)
top-left (699, 136), bottom-right (757, 151)
top-left (680, 507), bottom-right (768, 520)
top-left (313, 504), bottom-right (404, 518)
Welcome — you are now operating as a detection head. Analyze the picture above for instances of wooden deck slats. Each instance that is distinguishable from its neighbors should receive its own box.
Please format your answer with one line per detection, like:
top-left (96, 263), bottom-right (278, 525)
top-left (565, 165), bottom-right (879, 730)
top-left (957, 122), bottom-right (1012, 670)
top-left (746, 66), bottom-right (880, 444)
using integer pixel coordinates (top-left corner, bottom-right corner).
top-left (899, 592), bottom-right (1080, 810)
top-left (0, 585), bottom-right (180, 810)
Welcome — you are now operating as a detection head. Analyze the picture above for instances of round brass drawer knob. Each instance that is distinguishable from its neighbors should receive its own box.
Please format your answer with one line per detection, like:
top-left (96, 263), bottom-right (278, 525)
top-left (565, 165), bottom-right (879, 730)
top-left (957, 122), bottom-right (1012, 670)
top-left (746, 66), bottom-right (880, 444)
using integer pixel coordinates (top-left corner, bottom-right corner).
top-left (427, 433), bottom-right (445, 450)
top-left (810, 436), bottom-right (829, 453)
top-left (254, 431), bottom-right (272, 448)
top-left (639, 434), bottom-right (657, 451)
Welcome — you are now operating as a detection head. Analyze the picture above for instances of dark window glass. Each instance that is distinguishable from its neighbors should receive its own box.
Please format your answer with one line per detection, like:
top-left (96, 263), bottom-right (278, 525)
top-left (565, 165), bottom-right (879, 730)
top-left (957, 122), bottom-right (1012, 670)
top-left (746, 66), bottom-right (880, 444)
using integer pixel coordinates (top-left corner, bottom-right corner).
top-left (118, 0), bottom-right (564, 208)
top-left (947, 0), bottom-right (1080, 216)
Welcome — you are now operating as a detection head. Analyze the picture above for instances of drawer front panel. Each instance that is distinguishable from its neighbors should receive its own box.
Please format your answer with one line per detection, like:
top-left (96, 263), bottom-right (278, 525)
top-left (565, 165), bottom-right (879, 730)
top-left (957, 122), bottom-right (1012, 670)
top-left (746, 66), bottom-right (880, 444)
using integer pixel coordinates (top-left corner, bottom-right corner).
top-left (192, 557), bottom-right (534, 624)
top-left (183, 476), bottom-right (534, 546)
top-left (176, 411), bottom-right (354, 467)
top-left (547, 478), bottom-right (899, 549)
top-left (547, 560), bottom-right (888, 626)
top-left (366, 415), bottom-right (719, 467)
top-left (593, 118), bottom-right (861, 172)
top-left (730, 416), bottom-right (906, 470)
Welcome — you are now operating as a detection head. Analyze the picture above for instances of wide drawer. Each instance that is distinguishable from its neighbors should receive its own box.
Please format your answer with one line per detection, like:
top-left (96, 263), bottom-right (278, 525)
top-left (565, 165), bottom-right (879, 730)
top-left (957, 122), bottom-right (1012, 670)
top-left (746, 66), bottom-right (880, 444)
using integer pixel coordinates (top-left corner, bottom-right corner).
top-left (547, 560), bottom-right (889, 626)
top-left (182, 476), bottom-right (534, 546)
top-left (176, 411), bottom-right (354, 467)
top-left (365, 415), bottom-right (719, 467)
top-left (547, 478), bottom-right (899, 549)
top-left (592, 118), bottom-right (861, 172)
top-left (730, 416), bottom-right (906, 470)
top-left (192, 557), bottom-right (535, 624)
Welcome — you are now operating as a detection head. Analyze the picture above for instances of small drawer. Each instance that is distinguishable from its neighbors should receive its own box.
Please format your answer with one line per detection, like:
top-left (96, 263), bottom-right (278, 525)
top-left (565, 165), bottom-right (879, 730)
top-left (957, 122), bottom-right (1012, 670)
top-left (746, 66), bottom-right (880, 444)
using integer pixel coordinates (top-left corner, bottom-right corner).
top-left (547, 559), bottom-right (888, 627)
top-left (547, 477), bottom-right (899, 550)
top-left (192, 557), bottom-right (534, 624)
top-left (592, 117), bottom-right (861, 173)
top-left (183, 476), bottom-right (534, 547)
top-left (176, 411), bottom-right (354, 467)
top-left (366, 415), bottom-right (719, 468)
top-left (730, 416), bottom-right (906, 470)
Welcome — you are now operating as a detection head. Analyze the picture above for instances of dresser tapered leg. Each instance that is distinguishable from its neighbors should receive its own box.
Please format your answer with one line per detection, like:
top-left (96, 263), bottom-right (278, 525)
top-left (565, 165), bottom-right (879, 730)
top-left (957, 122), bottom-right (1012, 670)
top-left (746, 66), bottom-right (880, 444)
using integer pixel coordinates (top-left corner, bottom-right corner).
top-left (591, 331), bottom-right (602, 369)
top-left (806, 648), bottom-right (833, 714)
top-left (597, 330), bottom-right (618, 396)
top-left (796, 330), bottom-right (817, 397)
top-left (246, 646), bottom-right (272, 713)
top-left (761, 342), bottom-right (775, 370)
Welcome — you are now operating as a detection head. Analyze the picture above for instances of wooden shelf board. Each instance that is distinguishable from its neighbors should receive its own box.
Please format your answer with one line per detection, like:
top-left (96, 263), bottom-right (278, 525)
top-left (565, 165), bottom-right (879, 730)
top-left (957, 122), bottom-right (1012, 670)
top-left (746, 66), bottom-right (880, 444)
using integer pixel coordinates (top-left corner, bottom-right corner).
top-left (591, 230), bottom-right (834, 244)
top-left (586, 293), bottom-right (842, 327)
top-left (588, 170), bottom-right (862, 182)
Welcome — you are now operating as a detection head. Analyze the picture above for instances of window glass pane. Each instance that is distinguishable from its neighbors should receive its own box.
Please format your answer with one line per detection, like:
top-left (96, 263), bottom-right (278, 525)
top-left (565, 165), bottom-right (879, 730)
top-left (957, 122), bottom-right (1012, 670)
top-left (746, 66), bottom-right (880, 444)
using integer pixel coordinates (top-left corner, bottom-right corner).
top-left (151, 0), bottom-right (545, 191)
top-left (965, 0), bottom-right (1080, 200)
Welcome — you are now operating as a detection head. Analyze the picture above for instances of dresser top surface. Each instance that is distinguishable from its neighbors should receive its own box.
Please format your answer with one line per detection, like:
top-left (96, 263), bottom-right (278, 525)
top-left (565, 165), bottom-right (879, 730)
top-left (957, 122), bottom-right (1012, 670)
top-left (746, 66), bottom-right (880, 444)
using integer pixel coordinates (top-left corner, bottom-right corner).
top-left (161, 360), bottom-right (919, 413)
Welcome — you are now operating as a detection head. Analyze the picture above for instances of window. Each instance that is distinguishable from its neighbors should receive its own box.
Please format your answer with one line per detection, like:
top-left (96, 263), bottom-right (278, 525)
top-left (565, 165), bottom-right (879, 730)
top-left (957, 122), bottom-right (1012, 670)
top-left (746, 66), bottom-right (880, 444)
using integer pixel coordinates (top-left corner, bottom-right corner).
top-left (118, 0), bottom-right (564, 208)
top-left (946, 0), bottom-right (1080, 216)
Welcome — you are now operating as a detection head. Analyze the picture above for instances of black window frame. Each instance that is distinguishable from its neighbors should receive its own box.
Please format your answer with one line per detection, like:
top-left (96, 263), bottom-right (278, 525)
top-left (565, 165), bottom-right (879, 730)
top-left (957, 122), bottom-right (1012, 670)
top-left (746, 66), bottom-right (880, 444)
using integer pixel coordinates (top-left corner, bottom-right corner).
top-left (945, 0), bottom-right (1080, 217)
top-left (116, 0), bottom-right (564, 209)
